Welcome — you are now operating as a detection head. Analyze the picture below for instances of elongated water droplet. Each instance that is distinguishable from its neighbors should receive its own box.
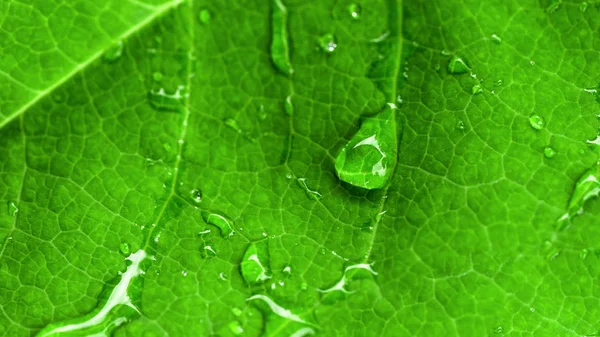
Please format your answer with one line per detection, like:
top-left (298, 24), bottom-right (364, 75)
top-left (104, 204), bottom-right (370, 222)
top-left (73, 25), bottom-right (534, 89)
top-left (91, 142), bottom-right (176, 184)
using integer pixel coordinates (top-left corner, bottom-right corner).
top-left (581, 248), bottom-right (589, 260)
top-left (241, 242), bottom-right (272, 285)
top-left (544, 147), bottom-right (556, 158)
top-left (190, 188), bottom-right (202, 203)
top-left (259, 104), bottom-right (268, 120)
top-left (148, 85), bottom-right (187, 112)
top-left (7, 201), bottom-right (18, 216)
top-left (152, 72), bottom-right (163, 82)
top-left (318, 263), bottom-right (378, 295)
top-left (291, 327), bottom-right (316, 337)
top-left (347, 3), bottom-right (361, 19)
top-left (447, 55), bottom-right (470, 74)
top-left (270, 0), bottom-right (294, 75)
top-left (490, 34), bottom-right (502, 44)
top-left (546, 0), bottom-right (561, 13)
top-left (318, 33), bottom-right (337, 53)
top-left (284, 95), bottom-right (294, 116)
top-left (247, 294), bottom-right (310, 325)
top-left (495, 79), bottom-right (503, 87)
top-left (472, 84), bottom-right (483, 95)
top-left (200, 243), bottom-right (216, 259)
top-left (219, 272), bottom-right (228, 281)
top-left (529, 114), bottom-right (545, 130)
top-left (494, 326), bottom-right (503, 334)
top-left (335, 106), bottom-right (398, 189)
top-left (103, 41), bottom-right (124, 62)
top-left (296, 178), bottom-right (323, 200)
top-left (232, 307), bottom-right (243, 317)
top-left (557, 161), bottom-right (600, 230)
top-left (119, 242), bottom-right (130, 256)
top-left (201, 210), bottom-right (235, 237)
top-left (36, 250), bottom-right (147, 336)
top-left (199, 9), bottom-right (211, 24)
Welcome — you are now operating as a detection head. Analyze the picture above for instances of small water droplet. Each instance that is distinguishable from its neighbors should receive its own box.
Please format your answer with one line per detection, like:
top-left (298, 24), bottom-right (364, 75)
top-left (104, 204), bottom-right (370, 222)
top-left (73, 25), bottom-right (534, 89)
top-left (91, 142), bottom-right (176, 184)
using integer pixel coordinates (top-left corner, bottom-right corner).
top-left (472, 84), bottom-right (483, 95)
top-left (495, 79), bottom-right (503, 87)
top-left (224, 118), bottom-right (243, 134)
top-left (546, 0), bottom-right (561, 13)
top-left (490, 34), bottom-right (502, 44)
top-left (457, 120), bottom-right (466, 131)
top-left (529, 307), bottom-right (535, 313)
top-left (300, 282), bottom-right (308, 290)
top-left (199, 9), bottom-right (211, 24)
top-left (580, 2), bottom-right (588, 12)
top-left (190, 189), bottom-right (202, 203)
top-left (448, 55), bottom-right (470, 74)
top-left (284, 95), bottom-right (294, 116)
top-left (318, 33), bottom-right (337, 53)
top-left (219, 272), bottom-right (228, 281)
top-left (529, 115), bottom-right (545, 130)
top-left (119, 242), bottom-right (130, 256)
top-left (259, 104), bottom-right (267, 120)
top-left (296, 178), bottom-right (323, 200)
top-left (148, 85), bottom-right (187, 112)
top-left (241, 242), bottom-right (272, 285)
top-left (347, 3), bottom-right (361, 19)
top-left (103, 41), bottom-right (124, 62)
top-left (493, 326), bottom-right (503, 334)
top-left (182, 270), bottom-right (188, 276)
top-left (232, 307), bottom-right (242, 317)
top-left (544, 147), bottom-right (556, 158)
top-left (201, 243), bottom-right (217, 259)
top-left (152, 72), bottom-right (163, 82)
top-left (7, 201), bottom-right (18, 216)
top-left (285, 172), bottom-right (293, 179)
top-left (283, 265), bottom-right (292, 275)
top-left (201, 211), bottom-right (235, 238)
top-left (530, 60), bottom-right (535, 66)
top-left (581, 248), bottom-right (589, 260)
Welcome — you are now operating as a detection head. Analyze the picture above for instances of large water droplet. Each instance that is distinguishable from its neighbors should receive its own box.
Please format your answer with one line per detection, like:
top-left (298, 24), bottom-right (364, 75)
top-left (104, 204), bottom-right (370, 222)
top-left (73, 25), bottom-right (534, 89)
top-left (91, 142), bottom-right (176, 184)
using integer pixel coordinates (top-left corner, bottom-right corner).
top-left (318, 33), bottom-right (337, 53)
top-left (190, 188), bottom-right (202, 203)
top-left (557, 161), bottom-right (600, 230)
top-left (347, 3), bottom-right (361, 19)
top-left (270, 0), bottom-right (294, 75)
top-left (36, 250), bottom-right (148, 336)
top-left (447, 55), bottom-right (470, 74)
top-left (201, 210), bottom-right (235, 238)
top-left (241, 242), bottom-right (272, 285)
top-left (103, 41), bottom-right (124, 62)
top-left (335, 105), bottom-right (398, 189)
top-left (148, 85), bottom-right (187, 112)
top-left (529, 114), bottom-right (545, 130)
top-left (296, 178), bottom-right (323, 200)
top-left (318, 263), bottom-right (377, 295)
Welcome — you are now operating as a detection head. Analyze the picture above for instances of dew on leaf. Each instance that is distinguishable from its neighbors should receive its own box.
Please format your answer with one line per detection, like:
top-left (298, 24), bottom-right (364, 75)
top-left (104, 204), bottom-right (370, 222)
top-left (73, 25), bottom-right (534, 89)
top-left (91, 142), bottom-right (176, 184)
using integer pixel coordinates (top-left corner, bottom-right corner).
top-left (581, 248), bottom-right (589, 260)
top-left (219, 272), bottom-right (228, 281)
top-left (190, 188), bottom-right (202, 203)
top-left (296, 178), bottom-right (323, 200)
top-left (490, 34), bottom-right (502, 44)
top-left (119, 242), bottom-right (130, 256)
top-left (472, 84), bottom-right (483, 95)
top-left (557, 161), bottom-right (600, 230)
top-left (348, 3), bottom-right (361, 19)
top-left (448, 55), bottom-right (470, 74)
top-left (152, 72), bottom-right (163, 82)
top-left (529, 115), bottom-right (545, 130)
top-left (182, 270), bottom-right (188, 276)
top-left (232, 307), bottom-right (243, 317)
top-left (241, 242), bottom-right (272, 285)
top-left (493, 326), bottom-right (503, 334)
top-left (283, 265), bottom-right (292, 275)
top-left (284, 95), bottom-right (294, 116)
top-left (318, 33), bottom-right (337, 53)
top-left (318, 263), bottom-right (377, 295)
top-left (259, 104), bottom-right (268, 120)
top-left (199, 9), bottom-right (211, 24)
top-left (544, 147), bottom-right (556, 158)
top-left (7, 201), bottom-right (18, 216)
top-left (228, 321), bottom-right (243, 335)
top-left (270, 0), bottom-right (294, 75)
top-left (103, 40), bottom-right (124, 62)
top-left (246, 294), bottom-right (309, 325)
top-left (201, 243), bottom-right (217, 259)
top-left (224, 118), bottom-right (243, 134)
top-left (290, 327), bottom-right (316, 337)
top-left (201, 210), bottom-right (235, 238)
top-left (495, 79), bottom-right (503, 87)
top-left (36, 250), bottom-right (147, 336)
top-left (334, 106), bottom-right (398, 189)
top-left (148, 85), bottom-right (187, 112)
top-left (300, 282), bottom-right (308, 290)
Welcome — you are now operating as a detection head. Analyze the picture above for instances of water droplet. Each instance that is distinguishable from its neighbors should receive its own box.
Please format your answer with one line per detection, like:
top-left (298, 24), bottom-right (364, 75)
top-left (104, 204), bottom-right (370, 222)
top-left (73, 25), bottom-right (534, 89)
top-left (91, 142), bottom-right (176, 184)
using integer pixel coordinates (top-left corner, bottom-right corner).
top-left (543, 240), bottom-right (560, 261)
top-left (447, 55), bottom-right (470, 74)
top-left (182, 270), bottom-right (188, 276)
top-left (199, 9), bottom-right (211, 24)
top-left (495, 79), bottom-right (503, 87)
top-left (201, 243), bottom-right (217, 259)
top-left (557, 161), bottom-right (600, 230)
top-left (581, 248), bottom-right (589, 260)
top-left (36, 251), bottom-right (147, 336)
top-left (246, 294), bottom-right (310, 325)
top-left (300, 282), bottom-right (308, 290)
top-left (103, 40), bottom-right (124, 62)
top-left (219, 272), bottom-right (228, 281)
top-left (529, 307), bottom-right (535, 313)
top-left (529, 115), bottom-right (545, 130)
top-left (290, 327), bottom-right (316, 337)
top-left (490, 34), bottom-right (502, 44)
top-left (152, 72), bottom-right (163, 82)
top-left (7, 201), bottom-right (18, 216)
top-left (241, 242), bottom-right (272, 285)
top-left (232, 307), bottom-right (243, 317)
top-left (546, 0), bottom-right (561, 13)
top-left (335, 106), bottom-right (397, 189)
top-left (270, 0), bottom-right (293, 75)
top-left (284, 95), bottom-right (294, 116)
top-left (493, 326), bottom-right (503, 334)
top-left (348, 3), bottom-right (361, 19)
top-left (318, 263), bottom-right (377, 294)
top-left (472, 84), bottom-right (483, 95)
top-left (285, 172), bottom-right (293, 179)
top-left (148, 85), bottom-right (187, 112)
top-left (296, 178), bottom-right (323, 200)
top-left (283, 265), bottom-right (292, 275)
top-left (580, 2), bottom-right (588, 12)
top-left (201, 210), bottom-right (235, 238)
top-left (544, 147), bottom-right (556, 158)
top-left (259, 104), bottom-right (267, 120)
top-left (228, 321), bottom-right (244, 335)
top-left (530, 60), bottom-right (535, 66)
top-left (318, 33), bottom-right (337, 53)
top-left (224, 118), bottom-right (243, 134)
top-left (119, 242), bottom-right (130, 256)
top-left (190, 188), bottom-right (202, 203)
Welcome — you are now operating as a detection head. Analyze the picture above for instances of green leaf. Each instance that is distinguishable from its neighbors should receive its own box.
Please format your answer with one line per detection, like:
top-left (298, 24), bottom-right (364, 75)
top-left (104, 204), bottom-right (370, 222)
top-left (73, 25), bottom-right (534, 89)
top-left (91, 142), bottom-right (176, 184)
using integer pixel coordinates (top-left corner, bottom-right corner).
top-left (2, 0), bottom-right (600, 336)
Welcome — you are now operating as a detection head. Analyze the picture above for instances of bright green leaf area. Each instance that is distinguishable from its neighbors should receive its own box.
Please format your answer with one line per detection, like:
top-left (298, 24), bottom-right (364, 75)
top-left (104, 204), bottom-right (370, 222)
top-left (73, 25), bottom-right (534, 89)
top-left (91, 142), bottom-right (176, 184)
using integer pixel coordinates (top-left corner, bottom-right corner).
top-left (2, 0), bottom-right (600, 336)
